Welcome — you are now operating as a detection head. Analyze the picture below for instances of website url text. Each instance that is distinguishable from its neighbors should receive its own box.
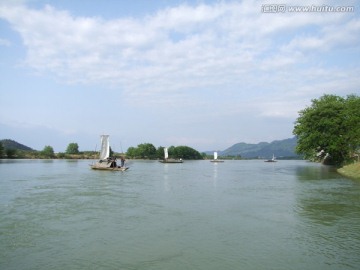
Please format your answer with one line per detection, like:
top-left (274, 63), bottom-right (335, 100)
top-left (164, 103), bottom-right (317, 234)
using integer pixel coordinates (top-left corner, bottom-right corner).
top-left (261, 5), bottom-right (355, 13)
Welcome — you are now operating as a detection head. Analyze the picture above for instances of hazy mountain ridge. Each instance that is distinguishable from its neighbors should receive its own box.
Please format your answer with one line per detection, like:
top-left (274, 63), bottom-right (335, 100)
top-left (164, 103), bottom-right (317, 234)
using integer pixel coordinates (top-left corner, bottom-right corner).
top-left (0, 139), bottom-right (34, 151)
top-left (219, 137), bottom-right (299, 158)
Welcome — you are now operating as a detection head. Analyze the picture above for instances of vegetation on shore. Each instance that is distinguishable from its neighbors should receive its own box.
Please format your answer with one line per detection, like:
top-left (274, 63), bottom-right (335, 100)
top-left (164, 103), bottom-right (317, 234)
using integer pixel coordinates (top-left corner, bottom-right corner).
top-left (0, 140), bottom-right (204, 160)
top-left (0, 140), bottom-right (97, 159)
top-left (293, 94), bottom-right (360, 167)
top-left (125, 143), bottom-right (203, 160)
top-left (337, 162), bottom-right (360, 180)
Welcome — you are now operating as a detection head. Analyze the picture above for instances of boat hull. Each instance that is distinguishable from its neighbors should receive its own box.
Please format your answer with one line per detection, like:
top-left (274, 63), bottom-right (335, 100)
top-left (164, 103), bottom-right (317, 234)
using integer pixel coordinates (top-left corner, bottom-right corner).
top-left (159, 159), bottom-right (183, 163)
top-left (90, 165), bottom-right (129, 171)
top-left (90, 161), bottom-right (129, 171)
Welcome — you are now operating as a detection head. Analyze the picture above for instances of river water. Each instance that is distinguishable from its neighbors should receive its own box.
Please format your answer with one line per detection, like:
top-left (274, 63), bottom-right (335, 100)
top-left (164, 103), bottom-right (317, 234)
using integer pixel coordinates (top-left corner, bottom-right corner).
top-left (0, 159), bottom-right (359, 270)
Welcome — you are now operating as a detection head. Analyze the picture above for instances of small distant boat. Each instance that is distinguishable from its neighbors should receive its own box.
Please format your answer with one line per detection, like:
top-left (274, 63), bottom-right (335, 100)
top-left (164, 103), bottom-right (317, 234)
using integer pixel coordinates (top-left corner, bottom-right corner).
top-left (90, 135), bottom-right (129, 171)
top-left (159, 147), bottom-right (183, 163)
top-left (265, 154), bottom-right (277, 162)
top-left (210, 151), bottom-right (224, 163)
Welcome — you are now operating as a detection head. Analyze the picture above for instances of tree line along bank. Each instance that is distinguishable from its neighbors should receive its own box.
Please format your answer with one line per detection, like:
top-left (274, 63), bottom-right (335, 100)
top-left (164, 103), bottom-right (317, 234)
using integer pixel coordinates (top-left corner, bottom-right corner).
top-left (0, 141), bottom-right (209, 160)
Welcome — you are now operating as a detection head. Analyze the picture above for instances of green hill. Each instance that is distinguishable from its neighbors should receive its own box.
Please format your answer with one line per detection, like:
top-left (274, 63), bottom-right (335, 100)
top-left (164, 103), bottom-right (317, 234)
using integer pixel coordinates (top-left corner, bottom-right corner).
top-left (220, 137), bottom-right (300, 159)
top-left (0, 139), bottom-right (34, 151)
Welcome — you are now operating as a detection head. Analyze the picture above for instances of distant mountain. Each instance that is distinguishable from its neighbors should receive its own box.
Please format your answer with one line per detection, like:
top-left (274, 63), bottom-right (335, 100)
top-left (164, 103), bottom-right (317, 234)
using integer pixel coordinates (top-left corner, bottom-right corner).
top-left (0, 139), bottom-right (34, 151)
top-left (219, 137), bottom-right (299, 159)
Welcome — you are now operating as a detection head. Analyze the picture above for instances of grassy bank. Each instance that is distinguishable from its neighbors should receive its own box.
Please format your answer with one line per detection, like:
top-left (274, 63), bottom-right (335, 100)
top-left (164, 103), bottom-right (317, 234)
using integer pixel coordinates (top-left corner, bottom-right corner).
top-left (337, 162), bottom-right (360, 180)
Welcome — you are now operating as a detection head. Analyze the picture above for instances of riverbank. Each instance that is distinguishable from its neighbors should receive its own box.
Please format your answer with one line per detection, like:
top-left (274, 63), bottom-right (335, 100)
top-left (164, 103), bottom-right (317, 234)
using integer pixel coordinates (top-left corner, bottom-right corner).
top-left (337, 162), bottom-right (360, 180)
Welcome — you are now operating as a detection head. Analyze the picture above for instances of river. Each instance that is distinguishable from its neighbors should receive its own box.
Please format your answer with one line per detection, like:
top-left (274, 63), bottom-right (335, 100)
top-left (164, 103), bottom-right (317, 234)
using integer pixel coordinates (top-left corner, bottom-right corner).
top-left (1, 159), bottom-right (359, 270)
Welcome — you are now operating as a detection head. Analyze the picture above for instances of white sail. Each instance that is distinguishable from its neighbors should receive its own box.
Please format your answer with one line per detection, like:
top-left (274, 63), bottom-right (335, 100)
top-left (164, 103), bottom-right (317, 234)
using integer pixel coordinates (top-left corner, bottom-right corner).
top-left (214, 151), bottom-right (218, 160)
top-left (99, 135), bottom-right (110, 160)
top-left (164, 147), bottom-right (169, 159)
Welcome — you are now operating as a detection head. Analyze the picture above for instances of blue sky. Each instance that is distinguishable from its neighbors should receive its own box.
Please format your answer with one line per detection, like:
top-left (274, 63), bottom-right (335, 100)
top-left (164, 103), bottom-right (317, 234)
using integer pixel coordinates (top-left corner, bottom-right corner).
top-left (0, 0), bottom-right (359, 153)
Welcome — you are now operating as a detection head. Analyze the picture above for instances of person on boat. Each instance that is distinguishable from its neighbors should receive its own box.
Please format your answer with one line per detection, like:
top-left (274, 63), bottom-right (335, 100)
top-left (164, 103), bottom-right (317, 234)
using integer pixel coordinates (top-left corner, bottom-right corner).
top-left (113, 157), bottom-right (118, 167)
top-left (107, 157), bottom-right (114, 168)
top-left (120, 156), bottom-right (125, 167)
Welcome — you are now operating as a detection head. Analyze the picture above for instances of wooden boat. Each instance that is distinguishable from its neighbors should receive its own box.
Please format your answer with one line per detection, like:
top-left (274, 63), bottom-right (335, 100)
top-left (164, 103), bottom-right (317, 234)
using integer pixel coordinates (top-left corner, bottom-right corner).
top-left (159, 159), bottom-right (183, 163)
top-left (265, 154), bottom-right (277, 162)
top-left (159, 147), bottom-right (183, 163)
top-left (210, 151), bottom-right (224, 162)
top-left (90, 135), bottom-right (129, 171)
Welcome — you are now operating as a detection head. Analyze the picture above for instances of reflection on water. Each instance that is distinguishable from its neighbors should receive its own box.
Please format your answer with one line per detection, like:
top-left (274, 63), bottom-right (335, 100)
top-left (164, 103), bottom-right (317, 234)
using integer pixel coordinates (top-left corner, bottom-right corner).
top-left (0, 159), bottom-right (359, 270)
top-left (294, 163), bottom-right (360, 269)
top-left (212, 162), bottom-right (218, 188)
top-left (162, 163), bottom-right (170, 192)
top-left (295, 163), bottom-right (360, 224)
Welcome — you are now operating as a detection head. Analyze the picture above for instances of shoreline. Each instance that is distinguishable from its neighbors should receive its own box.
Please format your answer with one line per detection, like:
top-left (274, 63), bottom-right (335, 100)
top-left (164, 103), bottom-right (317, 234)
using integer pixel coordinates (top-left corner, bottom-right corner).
top-left (337, 162), bottom-right (360, 180)
top-left (2, 157), bottom-right (359, 180)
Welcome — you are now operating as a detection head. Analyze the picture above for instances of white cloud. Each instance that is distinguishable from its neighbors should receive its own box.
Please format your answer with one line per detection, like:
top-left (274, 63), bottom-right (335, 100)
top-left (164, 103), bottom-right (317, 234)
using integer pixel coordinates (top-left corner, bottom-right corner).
top-left (0, 37), bottom-right (11, 46)
top-left (0, 0), bottom-right (359, 132)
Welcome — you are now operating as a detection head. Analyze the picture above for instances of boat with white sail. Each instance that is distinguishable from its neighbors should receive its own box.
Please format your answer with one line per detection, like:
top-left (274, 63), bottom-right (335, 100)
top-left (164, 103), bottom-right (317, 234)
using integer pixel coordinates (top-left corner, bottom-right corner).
top-left (159, 147), bottom-right (183, 163)
top-left (210, 151), bottom-right (224, 162)
top-left (264, 154), bottom-right (277, 162)
top-left (90, 135), bottom-right (129, 171)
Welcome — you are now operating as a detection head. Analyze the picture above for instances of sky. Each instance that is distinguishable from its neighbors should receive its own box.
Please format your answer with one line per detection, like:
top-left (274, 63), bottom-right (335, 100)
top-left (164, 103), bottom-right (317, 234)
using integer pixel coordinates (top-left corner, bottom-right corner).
top-left (0, 0), bottom-right (359, 153)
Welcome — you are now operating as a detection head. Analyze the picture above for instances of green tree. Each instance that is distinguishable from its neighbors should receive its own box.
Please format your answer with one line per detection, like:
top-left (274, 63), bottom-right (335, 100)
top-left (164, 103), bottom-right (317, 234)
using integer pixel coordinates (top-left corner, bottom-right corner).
top-left (137, 143), bottom-right (157, 159)
top-left (0, 142), bottom-right (4, 158)
top-left (173, 146), bottom-right (203, 159)
top-left (66, 143), bottom-right (79, 154)
top-left (167, 146), bottom-right (176, 157)
top-left (126, 143), bottom-right (157, 159)
top-left (57, 152), bottom-right (66, 159)
top-left (41, 145), bottom-right (55, 158)
top-left (126, 146), bottom-right (138, 158)
top-left (344, 94), bottom-right (360, 156)
top-left (293, 94), bottom-right (360, 166)
top-left (6, 148), bottom-right (16, 158)
top-left (126, 143), bottom-right (203, 160)
top-left (156, 146), bottom-right (165, 159)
